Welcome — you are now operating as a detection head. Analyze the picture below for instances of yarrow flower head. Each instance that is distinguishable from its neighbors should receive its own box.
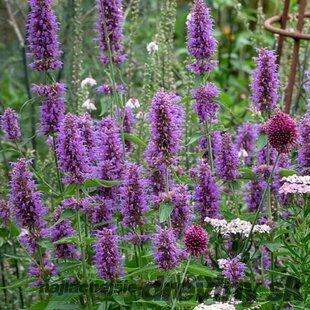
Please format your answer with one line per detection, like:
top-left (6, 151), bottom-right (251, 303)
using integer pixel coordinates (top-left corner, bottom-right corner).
top-left (193, 302), bottom-right (237, 310)
top-left (10, 159), bottom-right (46, 229)
top-left (215, 133), bottom-right (239, 182)
top-left (95, 0), bottom-right (126, 64)
top-left (279, 175), bottom-right (310, 195)
top-left (56, 113), bottom-right (90, 184)
top-left (266, 112), bottom-right (298, 154)
top-left (1, 108), bottom-right (21, 141)
top-left (192, 83), bottom-right (219, 122)
top-left (184, 225), bottom-right (209, 257)
top-left (120, 163), bottom-right (148, 228)
top-left (27, 0), bottom-right (62, 71)
top-left (187, 0), bottom-right (217, 74)
top-left (194, 161), bottom-right (220, 220)
top-left (32, 83), bottom-right (65, 135)
top-left (218, 255), bottom-right (246, 284)
top-left (153, 226), bottom-right (183, 271)
top-left (94, 228), bottom-right (123, 280)
top-left (251, 48), bottom-right (279, 111)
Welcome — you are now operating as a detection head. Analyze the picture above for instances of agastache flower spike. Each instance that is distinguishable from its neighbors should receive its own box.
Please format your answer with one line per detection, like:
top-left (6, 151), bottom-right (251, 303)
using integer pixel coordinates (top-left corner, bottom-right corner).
top-left (0, 199), bottom-right (12, 227)
top-left (1, 108), bottom-right (21, 141)
top-left (95, 0), bottom-right (126, 65)
top-left (298, 117), bottom-right (310, 175)
top-left (194, 161), bottom-right (220, 220)
top-left (56, 113), bottom-right (90, 184)
top-left (94, 228), bottom-right (123, 280)
top-left (32, 83), bottom-right (65, 135)
top-left (218, 255), bottom-right (246, 284)
top-left (215, 133), bottom-right (240, 182)
top-left (187, 0), bottom-right (217, 74)
top-left (27, 0), bottom-right (62, 71)
top-left (10, 159), bottom-right (46, 229)
top-left (120, 163), bottom-right (148, 228)
top-left (251, 48), bottom-right (279, 111)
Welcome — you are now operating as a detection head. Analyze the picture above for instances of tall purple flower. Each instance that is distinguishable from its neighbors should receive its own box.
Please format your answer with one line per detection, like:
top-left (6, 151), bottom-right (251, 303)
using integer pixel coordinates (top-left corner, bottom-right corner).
top-left (0, 199), bottom-right (11, 227)
top-left (298, 117), bottom-right (310, 175)
top-left (122, 107), bottom-right (135, 153)
top-left (95, 0), bottom-right (126, 65)
top-left (187, 0), bottom-right (217, 74)
top-left (97, 84), bottom-right (125, 95)
top-left (193, 83), bottom-right (219, 122)
top-left (33, 83), bottom-right (65, 135)
top-left (251, 48), bottom-right (279, 111)
top-left (120, 163), bottom-right (148, 228)
top-left (1, 108), bottom-right (21, 141)
top-left (198, 131), bottom-right (221, 160)
top-left (245, 174), bottom-right (266, 213)
top-left (56, 113), bottom-right (90, 184)
top-left (94, 228), bottom-right (123, 280)
top-left (145, 89), bottom-right (184, 167)
top-left (153, 226), bottom-right (182, 271)
top-left (218, 255), bottom-right (246, 285)
top-left (236, 122), bottom-right (258, 165)
top-left (78, 112), bottom-right (97, 163)
top-left (10, 159), bottom-right (46, 229)
top-left (306, 71), bottom-right (310, 117)
top-left (194, 161), bottom-right (220, 220)
top-left (215, 133), bottom-right (240, 182)
top-left (96, 116), bottom-right (124, 198)
top-left (27, 0), bottom-right (62, 71)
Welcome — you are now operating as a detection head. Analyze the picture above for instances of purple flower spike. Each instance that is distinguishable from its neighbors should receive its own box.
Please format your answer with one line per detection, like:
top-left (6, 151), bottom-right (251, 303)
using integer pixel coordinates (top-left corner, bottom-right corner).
top-left (33, 83), bottom-right (65, 135)
top-left (97, 84), bottom-right (125, 95)
top-left (187, 0), bottom-right (217, 74)
top-left (193, 83), bottom-right (219, 122)
top-left (94, 228), bottom-right (123, 280)
top-left (194, 161), bottom-right (220, 220)
top-left (218, 255), bottom-right (246, 284)
top-left (215, 133), bottom-right (240, 182)
top-left (251, 48), bottom-right (279, 111)
top-left (120, 163), bottom-right (148, 228)
top-left (1, 108), bottom-right (21, 141)
top-left (298, 117), bottom-right (310, 175)
top-left (27, 0), bottom-right (62, 71)
top-left (10, 159), bottom-right (46, 229)
top-left (56, 113), bottom-right (90, 184)
top-left (95, 0), bottom-right (126, 65)
top-left (0, 199), bottom-right (12, 227)
top-left (198, 131), bottom-right (221, 160)
top-left (153, 226), bottom-right (182, 271)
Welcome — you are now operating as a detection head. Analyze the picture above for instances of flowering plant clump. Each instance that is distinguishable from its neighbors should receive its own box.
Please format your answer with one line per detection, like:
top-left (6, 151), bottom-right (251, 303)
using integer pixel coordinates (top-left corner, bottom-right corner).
top-left (0, 0), bottom-right (309, 309)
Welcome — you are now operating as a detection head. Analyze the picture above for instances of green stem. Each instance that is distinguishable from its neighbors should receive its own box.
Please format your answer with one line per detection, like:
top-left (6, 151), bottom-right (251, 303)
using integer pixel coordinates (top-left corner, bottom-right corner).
top-left (52, 136), bottom-right (63, 198)
top-left (205, 122), bottom-right (214, 173)
top-left (242, 153), bottom-right (280, 255)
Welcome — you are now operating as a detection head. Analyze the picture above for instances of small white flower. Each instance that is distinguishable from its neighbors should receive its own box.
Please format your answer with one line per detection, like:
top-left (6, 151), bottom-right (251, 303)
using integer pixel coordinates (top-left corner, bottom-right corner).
top-left (146, 41), bottom-right (159, 54)
top-left (238, 148), bottom-right (248, 158)
top-left (81, 77), bottom-right (97, 89)
top-left (126, 98), bottom-right (140, 109)
top-left (136, 111), bottom-right (147, 120)
top-left (82, 99), bottom-right (97, 111)
top-left (186, 13), bottom-right (192, 26)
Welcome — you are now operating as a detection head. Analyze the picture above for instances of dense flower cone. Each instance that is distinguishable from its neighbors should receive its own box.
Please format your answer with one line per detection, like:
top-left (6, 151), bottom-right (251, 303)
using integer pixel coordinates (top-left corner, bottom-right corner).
top-left (94, 228), bottom-right (123, 280)
top-left (27, 0), bottom-right (62, 71)
top-left (266, 112), bottom-right (298, 154)
top-left (153, 226), bottom-right (182, 271)
top-left (218, 255), bottom-right (246, 284)
top-left (33, 83), bottom-right (65, 135)
top-left (184, 225), bottom-right (209, 257)
top-left (194, 161), bottom-right (220, 220)
top-left (56, 113), bottom-right (90, 184)
top-left (187, 0), bottom-right (217, 74)
top-left (10, 159), bottom-right (46, 229)
top-left (1, 108), bottom-right (21, 141)
top-left (95, 0), bottom-right (126, 64)
top-left (251, 48), bottom-right (279, 111)
top-left (120, 163), bottom-right (148, 228)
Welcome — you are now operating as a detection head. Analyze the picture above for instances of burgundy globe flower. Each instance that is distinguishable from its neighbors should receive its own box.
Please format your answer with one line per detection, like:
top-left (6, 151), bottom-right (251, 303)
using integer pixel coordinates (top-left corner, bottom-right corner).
top-left (266, 112), bottom-right (298, 154)
top-left (184, 225), bottom-right (209, 257)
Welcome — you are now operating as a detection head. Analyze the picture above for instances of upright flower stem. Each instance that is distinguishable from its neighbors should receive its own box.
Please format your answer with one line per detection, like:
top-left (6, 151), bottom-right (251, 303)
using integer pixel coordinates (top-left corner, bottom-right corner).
top-left (99, 0), bottom-right (126, 160)
top-left (52, 136), bottom-right (63, 198)
top-left (205, 122), bottom-right (214, 172)
top-left (242, 153), bottom-right (280, 255)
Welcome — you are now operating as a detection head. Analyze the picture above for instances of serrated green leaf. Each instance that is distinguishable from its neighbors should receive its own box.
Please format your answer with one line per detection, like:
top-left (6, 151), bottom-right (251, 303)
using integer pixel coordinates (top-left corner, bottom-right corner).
top-left (0, 277), bottom-right (37, 289)
top-left (123, 133), bottom-right (147, 148)
top-left (188, 263), bottom-right (218, 278)
top-left (187, 133), bottom-right (205, 146)
top-left (54, 236), bottom-right (78, 245)
top-left (237, 168), bottom-right (257, 180)
top-left (256, 134), bottom-right (267, 150)
top-left (113, 295), bottom-right (127, 306)
top-left (29, 299), bottom-right (49, 310)
top-left (159, 202), bottom-right (173, 223)
top-left (84, 179), bottom-right (122, 188)
top-left (277, 169), bottom-right (299, 177)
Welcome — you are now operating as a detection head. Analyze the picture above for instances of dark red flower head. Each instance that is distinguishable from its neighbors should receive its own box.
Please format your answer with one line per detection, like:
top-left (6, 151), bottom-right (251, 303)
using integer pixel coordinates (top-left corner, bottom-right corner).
top-left (184, 225), bottom-right (209, 257)
top-left (266, 112), bottom-right (298, 154)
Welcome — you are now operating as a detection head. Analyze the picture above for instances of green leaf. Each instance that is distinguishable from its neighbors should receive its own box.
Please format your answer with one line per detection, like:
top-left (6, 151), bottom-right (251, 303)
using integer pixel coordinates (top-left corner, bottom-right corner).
top-left (134, 299), bottom-right (169, 307)
top-left (0, 277), bottom-right (37, 289)
top-left (54, 236), bottom-right (78, 245)
top-left (187, 263), bottom-right (218, 278)
top-left (84, 179), bottom-right (122, 188)
top-left (113, 295), bottom-right (127, 306)
top-left (159, 202), bottom-right (173, 223)
top-left (264, 242), bottom-right (283, 252)
top-left (4, 254), bottom-right (30, 262)
top-left (52, 209), bottom-right (76, 227)
top-left (37, 238), bottom-right (55, 250)
top-left (187, 133), bottom-right (205, 146)
top-left (29, 299), bottom-right (49, 310)
top-left (237, 168), bottom-right (257, 180)
top-left (123, 133), bottom-right (147, 148)
top-left (180, 96), bottom-right (193, 104)
top-left (256, 134), bottom-right (267, 150)
top-left (121, 265), bottom-right (159, 279)
top-left (277, 169), bottom-right (299, 177)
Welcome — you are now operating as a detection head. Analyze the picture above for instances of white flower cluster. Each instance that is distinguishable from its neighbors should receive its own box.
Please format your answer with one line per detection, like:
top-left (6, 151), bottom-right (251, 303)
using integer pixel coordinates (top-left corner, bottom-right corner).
top-left (146, 41), bottom-right (159, 54)
top-left (126, 98), bottom-right (140, 109)
top-left (279, 175), bottom-right (310, 195)
top-left (281, 175), bottom-right (310, 185)
top-left (193, 302), bottom-right (236, 310)
top-left (81, 77), bottom-right (97, 89)
top-left (81, 77), bottom-right (97, 111)
top-left (205, 217), bottom-right (271, 237)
